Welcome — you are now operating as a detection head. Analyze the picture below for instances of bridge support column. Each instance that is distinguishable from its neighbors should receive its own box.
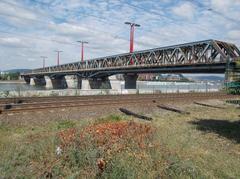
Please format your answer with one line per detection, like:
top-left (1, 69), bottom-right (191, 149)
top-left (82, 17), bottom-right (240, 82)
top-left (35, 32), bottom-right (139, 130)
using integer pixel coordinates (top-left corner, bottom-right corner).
top-left (124, 74), bottom-right (138, 89)
top-left (109, 75), bottom-right (122, 90)
top-left (82, 79), bottom-right (90, 89)
top-left (45, 76), bottom-right (68, 89)
top-left (45, 76), bottom-right (53, 89)
top-left (89, 77), bottom-right (112, 89)
top-left (225, 59), bottom-right (240, 93)
top-left (65, 75), bottom-right (76, 89)
top-left (23, 76), bottom-right (30, 84)
top-left (63, 75), bottom-right (83, 89)
top-left (30, 78), bottom-right (35, 85)
top-left (30, 76), bottom-right (46, 86)
top-left (76, 76), bottom-right (82, 89)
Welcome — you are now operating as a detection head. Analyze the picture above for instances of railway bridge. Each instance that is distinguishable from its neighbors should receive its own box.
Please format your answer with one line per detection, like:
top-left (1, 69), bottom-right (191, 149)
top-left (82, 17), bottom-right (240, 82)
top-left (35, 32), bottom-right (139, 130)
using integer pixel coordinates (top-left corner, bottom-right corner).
top-left (21, 39), bottom-right (240, 89)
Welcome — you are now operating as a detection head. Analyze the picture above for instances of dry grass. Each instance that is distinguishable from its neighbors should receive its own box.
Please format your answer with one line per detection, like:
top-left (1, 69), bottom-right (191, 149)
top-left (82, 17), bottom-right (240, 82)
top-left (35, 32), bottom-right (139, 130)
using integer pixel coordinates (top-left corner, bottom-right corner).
top-left (0, 99), bottom-right (240, 178)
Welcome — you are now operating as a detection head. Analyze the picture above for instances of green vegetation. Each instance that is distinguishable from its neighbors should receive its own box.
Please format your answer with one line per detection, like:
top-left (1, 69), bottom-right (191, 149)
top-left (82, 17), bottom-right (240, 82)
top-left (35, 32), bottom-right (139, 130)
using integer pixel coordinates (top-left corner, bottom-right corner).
top-left (0, 103), bottom-right (240, 178)
top-left (57, 120), bottom-right (76, 129)
top-left (0, 72), bottom-right (20, 81)
top-left (225, 58), bottom-right (240, 94)
top-left (49, 91), bottom-right (59, 96)
top-left (225, 82), bottom-right (240, 94)
top-left (0, 90), bottom-right (10, 98)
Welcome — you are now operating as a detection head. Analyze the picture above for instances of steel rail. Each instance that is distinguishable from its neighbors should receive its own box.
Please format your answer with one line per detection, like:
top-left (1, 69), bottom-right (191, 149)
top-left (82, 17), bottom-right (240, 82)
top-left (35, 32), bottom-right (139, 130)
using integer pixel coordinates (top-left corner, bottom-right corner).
top-left (0, 93), bottom-right (237, 114)
top-left (0, 92), bottom-right (228, 104)
top-left (0, 94), bottom-right (229, 108)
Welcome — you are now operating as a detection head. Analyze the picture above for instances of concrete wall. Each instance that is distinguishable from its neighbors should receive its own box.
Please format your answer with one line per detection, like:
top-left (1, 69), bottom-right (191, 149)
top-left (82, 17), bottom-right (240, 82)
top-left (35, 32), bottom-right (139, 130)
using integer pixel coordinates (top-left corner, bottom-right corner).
top-left (1, 88), bottom-right (220, 98)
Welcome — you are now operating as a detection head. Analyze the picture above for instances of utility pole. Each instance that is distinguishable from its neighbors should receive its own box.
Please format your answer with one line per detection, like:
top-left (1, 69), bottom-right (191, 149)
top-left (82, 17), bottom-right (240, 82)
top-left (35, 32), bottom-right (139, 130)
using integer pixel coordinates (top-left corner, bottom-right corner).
top-left (77, 41), bottom-right (88, 62)
top-left (125, 22), bottom-right (140, 53)
top-left (40, 56), bottom-right (47, 68)
top-left (55, 50), bottom-right (63, 66)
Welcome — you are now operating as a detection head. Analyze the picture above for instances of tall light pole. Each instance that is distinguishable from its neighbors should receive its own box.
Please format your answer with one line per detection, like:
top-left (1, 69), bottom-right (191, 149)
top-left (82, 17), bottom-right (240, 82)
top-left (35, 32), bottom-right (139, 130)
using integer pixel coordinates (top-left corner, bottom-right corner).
top-left (125, 22), bottom-right (140, 53)
top-left (55, 50), bottom-right (63, 66)
top-left (77, 41), bottom-right (88, 62)
top-left (40, 56), bottom-right (47, 68)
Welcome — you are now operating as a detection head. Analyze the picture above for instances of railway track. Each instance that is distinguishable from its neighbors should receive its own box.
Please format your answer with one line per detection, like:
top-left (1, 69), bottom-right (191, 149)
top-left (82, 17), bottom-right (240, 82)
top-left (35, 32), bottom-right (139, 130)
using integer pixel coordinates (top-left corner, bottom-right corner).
top-left (0, 92), bottom-right (238, 114)
top-left (0, 92), bottom-right (230, 104)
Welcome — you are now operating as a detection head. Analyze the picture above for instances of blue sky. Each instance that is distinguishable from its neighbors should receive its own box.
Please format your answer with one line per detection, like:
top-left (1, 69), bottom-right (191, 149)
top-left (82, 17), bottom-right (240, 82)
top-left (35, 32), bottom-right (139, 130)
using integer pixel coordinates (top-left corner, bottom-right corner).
top-left (0, 0), bottom-right (239, 70)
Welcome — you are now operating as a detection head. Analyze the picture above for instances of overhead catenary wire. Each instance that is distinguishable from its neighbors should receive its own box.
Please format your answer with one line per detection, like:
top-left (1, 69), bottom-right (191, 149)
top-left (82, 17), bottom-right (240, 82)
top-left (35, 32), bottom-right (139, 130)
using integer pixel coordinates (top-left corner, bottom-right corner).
top-left (0, 0), bottom-right (161, 67)
top-left (186, 0), bottom-right (240, 25)
top-left (120, 0), bottom-right (221, 37)
top-left (0, 0), bottom-right (237, 55)
top-left (0, 1), bottom-right (157, 48)
top-left (0, 30), bottom-right (125, 55)
top-left (2, 0), bottom-right (214, 47)
top-left (0, 0), bottom-right (160, 47)
top-left (0, 30), bottom-right (78, 46)
top-left (1, 0), bottom-right (235, 39)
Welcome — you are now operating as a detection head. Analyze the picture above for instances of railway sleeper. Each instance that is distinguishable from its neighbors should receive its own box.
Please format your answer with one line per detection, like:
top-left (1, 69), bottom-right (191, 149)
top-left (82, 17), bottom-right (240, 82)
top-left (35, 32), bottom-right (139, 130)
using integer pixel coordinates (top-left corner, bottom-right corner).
top-left (194, 102), bottom-right (225, 109)
top-left (157, 104), bottom-right (190, 115)
top-left (226, 100), bottom-right (240, 106)
top-left (4, 104), bottom-right (13, 110)
top-left (119, 108), bottom-right (153, 121)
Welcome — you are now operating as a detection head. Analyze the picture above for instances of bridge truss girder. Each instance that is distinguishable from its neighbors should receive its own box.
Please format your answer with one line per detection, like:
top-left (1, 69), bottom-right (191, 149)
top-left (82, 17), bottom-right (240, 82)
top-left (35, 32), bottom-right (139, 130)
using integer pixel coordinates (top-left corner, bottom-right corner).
top-left (23, 39), bottom-right (240, 78)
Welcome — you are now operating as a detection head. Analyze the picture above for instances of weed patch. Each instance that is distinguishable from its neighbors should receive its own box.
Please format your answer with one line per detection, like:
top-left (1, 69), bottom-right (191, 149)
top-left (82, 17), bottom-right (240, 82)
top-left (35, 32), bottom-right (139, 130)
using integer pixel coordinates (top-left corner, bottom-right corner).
top-left (1, 109), bottom-right (240, 178)
top-left (57, 120), bottom-right (76, 130)
top-left (95, 114), bottom-right (127, 124)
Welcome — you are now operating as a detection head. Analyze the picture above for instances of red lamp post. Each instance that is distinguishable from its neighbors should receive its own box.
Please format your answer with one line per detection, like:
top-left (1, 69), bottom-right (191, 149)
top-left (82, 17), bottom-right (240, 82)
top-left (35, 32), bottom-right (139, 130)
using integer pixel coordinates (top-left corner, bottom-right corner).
top-left (77, 41), bottom-right (88, 62)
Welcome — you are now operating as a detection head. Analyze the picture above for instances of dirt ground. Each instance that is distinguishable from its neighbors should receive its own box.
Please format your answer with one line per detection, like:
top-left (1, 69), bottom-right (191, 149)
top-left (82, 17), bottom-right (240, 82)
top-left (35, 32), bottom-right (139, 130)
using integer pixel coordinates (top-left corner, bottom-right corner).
top-left (0, 97), bottom-right (234, 125)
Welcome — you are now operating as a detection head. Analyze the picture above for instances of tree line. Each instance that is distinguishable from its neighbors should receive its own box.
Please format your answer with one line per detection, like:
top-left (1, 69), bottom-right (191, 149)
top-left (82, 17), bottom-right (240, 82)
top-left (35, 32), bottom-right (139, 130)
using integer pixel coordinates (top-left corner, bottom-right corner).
top-left (0, 72), bottom-right (20, 80)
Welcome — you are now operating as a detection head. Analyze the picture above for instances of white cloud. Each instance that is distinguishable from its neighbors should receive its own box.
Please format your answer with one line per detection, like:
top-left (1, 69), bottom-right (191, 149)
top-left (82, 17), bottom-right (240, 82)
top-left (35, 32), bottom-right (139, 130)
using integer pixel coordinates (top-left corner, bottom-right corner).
top-left (48, 22), bottom-right (89, 36)
top-left (172, 2), bottom-right (195, 20)
top-left (0, 37), bottom-right (29, 48)
top-left (27, 58), bottom-right (37, 62)
top-left (210, 0), bottom-right (239, 12)
top-left (0, 1), bottom-right (37, 20)
top-left (228, 30), bottom-right (240, 40)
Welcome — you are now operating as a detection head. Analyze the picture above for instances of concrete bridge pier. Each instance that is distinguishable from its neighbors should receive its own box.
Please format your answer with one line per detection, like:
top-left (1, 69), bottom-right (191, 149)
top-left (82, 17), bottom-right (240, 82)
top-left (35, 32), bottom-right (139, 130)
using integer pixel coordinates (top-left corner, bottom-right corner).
top-left (76, 76), bottom-right (82, 89)
top-left (81, 79), bottom-right (90, 89)
top-left (88, 77), bottom-right (112, 89)
top-left (124, 74), bottom-right (138, 89)
top-left (45, 76), bottom-right (68, 89)
top-left (23, 76), bottom-right (31, 84)
top-left (30, 76), bottom-right (46, 86)
top-left (66, 75), bottom-right (83, 89)
top-left (45, 76), bottom-right (53, 89)
top-left (51, 76), bottom-right (68, 89)
top-left (30, 78), bottom-right (35, 85)
top-left (65, 75), bottom-right (76, 89)
top-left (109, 75), bottom-right (122, 90)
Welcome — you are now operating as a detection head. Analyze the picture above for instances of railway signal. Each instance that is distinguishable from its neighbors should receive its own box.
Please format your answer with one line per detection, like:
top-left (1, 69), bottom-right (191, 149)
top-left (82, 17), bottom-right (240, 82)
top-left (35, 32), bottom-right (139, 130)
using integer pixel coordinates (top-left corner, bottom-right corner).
top-left (77, 41), bottom-right (88, 62)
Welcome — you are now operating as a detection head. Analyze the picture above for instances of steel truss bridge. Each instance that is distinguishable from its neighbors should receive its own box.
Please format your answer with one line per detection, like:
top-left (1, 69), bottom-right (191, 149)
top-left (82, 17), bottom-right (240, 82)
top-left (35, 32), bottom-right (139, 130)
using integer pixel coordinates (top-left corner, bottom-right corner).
top-left (22, 39), bottom-right (240, 78)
